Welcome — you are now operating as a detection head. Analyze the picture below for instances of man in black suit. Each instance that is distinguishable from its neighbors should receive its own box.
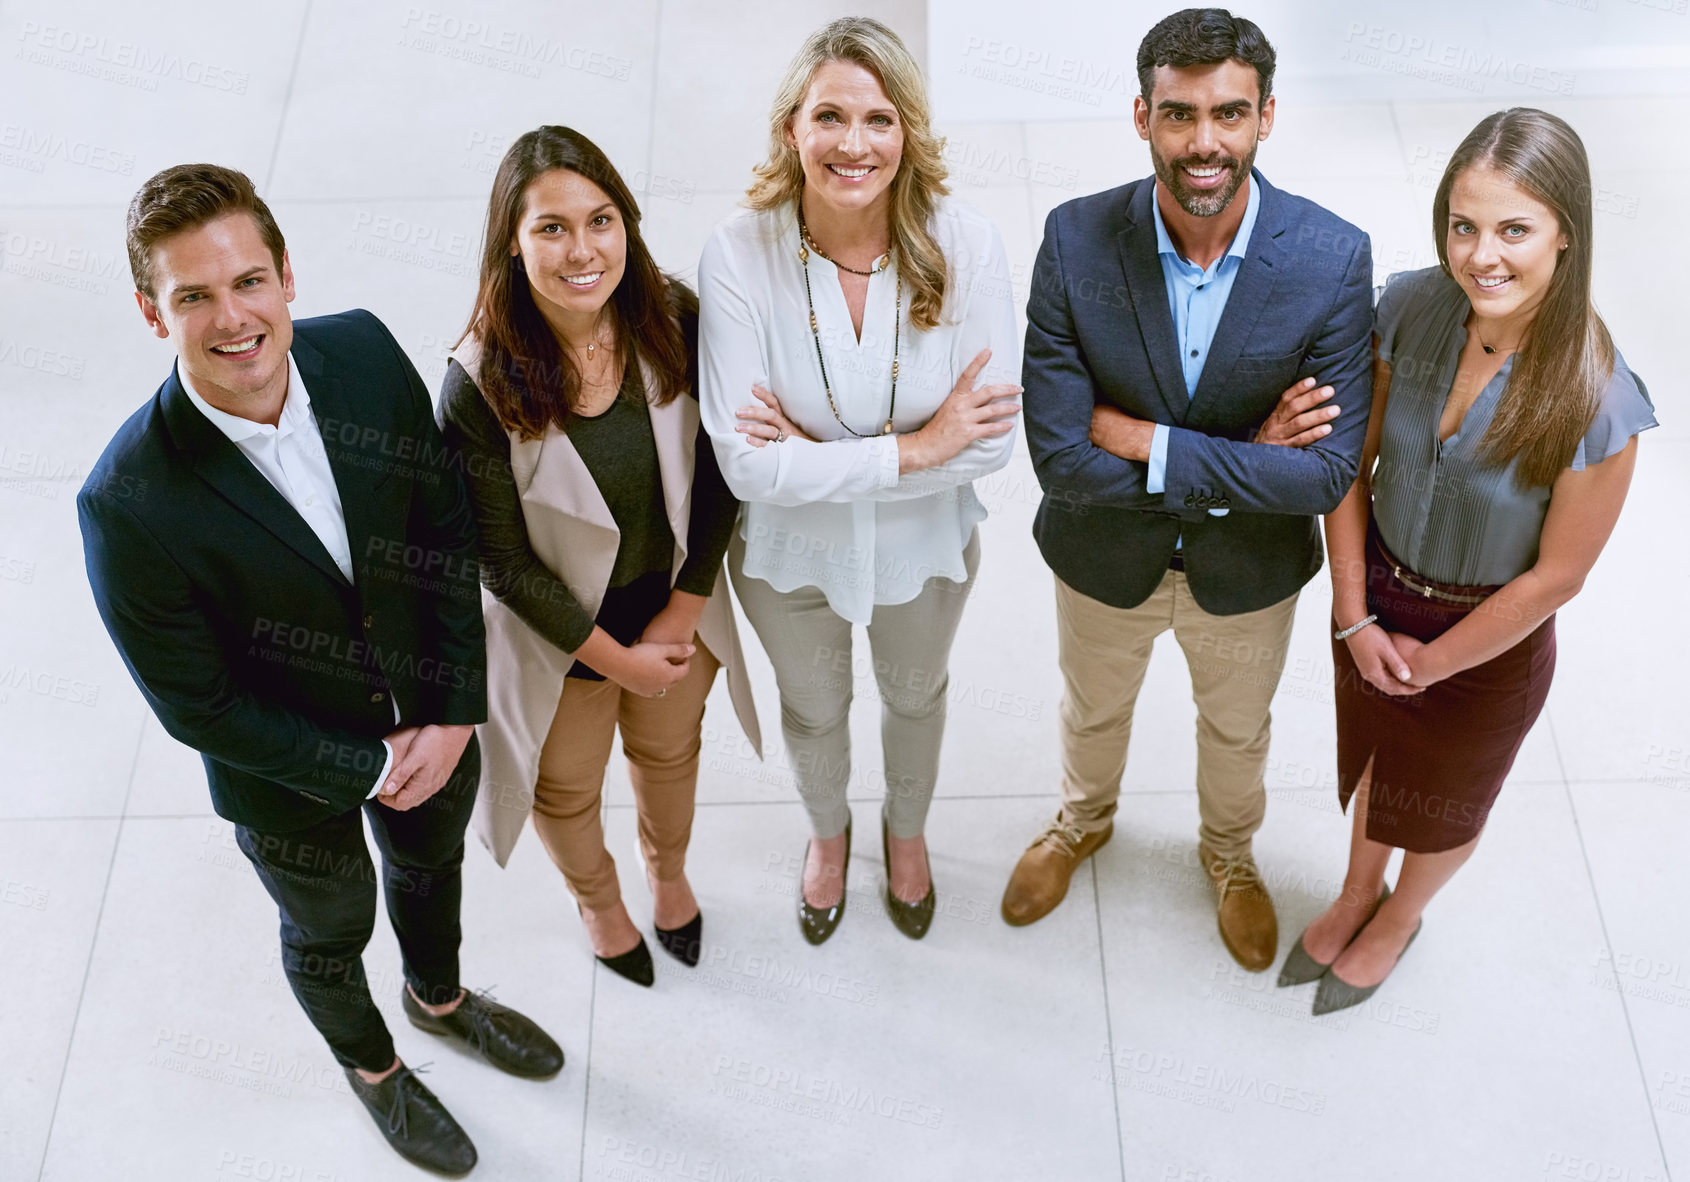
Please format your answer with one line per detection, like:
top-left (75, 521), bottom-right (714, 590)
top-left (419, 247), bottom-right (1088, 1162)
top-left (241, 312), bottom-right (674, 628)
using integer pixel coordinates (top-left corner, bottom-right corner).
top-left (1001, 10), bottom-right (1374, 972)
top-left (79, 163), bottom-right (559, 1176)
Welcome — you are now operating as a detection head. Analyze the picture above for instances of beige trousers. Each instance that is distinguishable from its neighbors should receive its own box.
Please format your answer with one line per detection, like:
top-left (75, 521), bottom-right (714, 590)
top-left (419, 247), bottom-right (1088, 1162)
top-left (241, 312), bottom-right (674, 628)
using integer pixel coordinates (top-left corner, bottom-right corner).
top-left (1054, 571), bottom-right (1298, 859)
top-left (529, 638), bottom-right (719, 910)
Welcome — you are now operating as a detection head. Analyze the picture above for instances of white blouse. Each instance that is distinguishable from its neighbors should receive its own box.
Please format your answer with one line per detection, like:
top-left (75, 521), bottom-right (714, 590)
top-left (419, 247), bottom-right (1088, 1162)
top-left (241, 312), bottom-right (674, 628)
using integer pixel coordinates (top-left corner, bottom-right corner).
top-left (698, 196), bottom-right (1021, 625)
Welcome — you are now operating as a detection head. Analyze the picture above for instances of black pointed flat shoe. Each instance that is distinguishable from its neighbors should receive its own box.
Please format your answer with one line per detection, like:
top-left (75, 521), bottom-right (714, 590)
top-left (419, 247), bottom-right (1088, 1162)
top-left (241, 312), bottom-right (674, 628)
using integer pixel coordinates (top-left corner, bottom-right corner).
top-left (655, 912), bottom-right (703, 967)
top-left (403, 987), bottom-right (564, 1079)
top-left (881, 814), bottom-right (935, 941)
top-left (344, 1062), bottom-right (477, 1176)
top-left (799, 817), bottom-right (851, 946)
top-left (1278, 883), bottom-right (1391, 987)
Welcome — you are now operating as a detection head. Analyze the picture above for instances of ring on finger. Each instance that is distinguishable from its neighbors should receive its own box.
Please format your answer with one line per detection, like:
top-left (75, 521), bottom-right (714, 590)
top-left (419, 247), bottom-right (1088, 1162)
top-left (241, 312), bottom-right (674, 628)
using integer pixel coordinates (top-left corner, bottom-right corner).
top-left (774, 430), bottom-right (786, 443)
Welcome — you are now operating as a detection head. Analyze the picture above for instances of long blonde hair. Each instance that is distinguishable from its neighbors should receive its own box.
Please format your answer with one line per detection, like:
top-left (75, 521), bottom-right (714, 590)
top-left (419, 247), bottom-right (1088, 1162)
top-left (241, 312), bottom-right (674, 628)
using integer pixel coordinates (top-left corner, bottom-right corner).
top-left (747, 17), bottom-right (951, 330)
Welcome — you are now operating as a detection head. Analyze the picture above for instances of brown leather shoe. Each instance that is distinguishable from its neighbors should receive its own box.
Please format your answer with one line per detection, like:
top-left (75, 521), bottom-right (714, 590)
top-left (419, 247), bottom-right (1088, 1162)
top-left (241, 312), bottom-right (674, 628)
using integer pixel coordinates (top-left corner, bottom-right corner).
top-left (1199, 845), bottom-right (1278, 972)
top-left (1001, 819), bottom-right (1113, 926)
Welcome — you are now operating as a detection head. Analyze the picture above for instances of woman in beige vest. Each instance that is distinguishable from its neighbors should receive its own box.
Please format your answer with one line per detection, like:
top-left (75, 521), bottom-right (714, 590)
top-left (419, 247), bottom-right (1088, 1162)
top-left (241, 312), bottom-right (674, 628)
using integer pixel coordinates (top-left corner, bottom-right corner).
top-left (439, 125), bottom-right (760, 987)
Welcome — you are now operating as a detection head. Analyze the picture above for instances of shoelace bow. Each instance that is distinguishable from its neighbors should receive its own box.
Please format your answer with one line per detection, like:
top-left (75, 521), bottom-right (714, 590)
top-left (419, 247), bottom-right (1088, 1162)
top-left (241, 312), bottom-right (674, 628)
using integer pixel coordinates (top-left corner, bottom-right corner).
top-left (1038, 821), bottom-right (1090, 856)
top-left (454, 986), bottom-right (504, 1058)
top-left (380, 1062), bottom-right (433, 1138)
top-left (1208, 855), bottom-right (1265, 897)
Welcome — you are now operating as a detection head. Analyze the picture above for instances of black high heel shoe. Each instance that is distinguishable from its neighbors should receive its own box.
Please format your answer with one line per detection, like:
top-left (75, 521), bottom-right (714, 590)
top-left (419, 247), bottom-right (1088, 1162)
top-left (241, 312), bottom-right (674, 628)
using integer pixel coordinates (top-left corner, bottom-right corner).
top-left (633, 844), bottom-right (703, 968)
top-left (577, 903), bottom-right (654, 987)
top-left (654, 913), bottom-right (703, 967)
top-left (881, 815), bottom-right (936, 940)
top-left (798, 817), bottom-right (851, 946)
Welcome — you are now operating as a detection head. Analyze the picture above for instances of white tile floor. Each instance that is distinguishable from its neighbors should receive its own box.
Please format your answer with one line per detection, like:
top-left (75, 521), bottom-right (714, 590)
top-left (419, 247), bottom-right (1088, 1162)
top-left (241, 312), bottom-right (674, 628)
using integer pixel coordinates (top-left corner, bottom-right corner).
top-left (1, 1), bottom-right (1685, 1179)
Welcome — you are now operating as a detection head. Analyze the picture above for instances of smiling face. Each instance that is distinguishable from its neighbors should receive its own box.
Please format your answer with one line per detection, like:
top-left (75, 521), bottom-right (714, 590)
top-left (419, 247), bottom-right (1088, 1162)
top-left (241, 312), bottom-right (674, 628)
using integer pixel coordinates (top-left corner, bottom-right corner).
top-left (1135, 59), bottom-right (1272, 218)
top-left (1445, 163), bottom-right (1568, 325)
top-left (137, 212), bottom-right (295, 413)
top-left (785, 58), bottom-right (904, 219)
top-left (509, 168), bottom-right (627, 327)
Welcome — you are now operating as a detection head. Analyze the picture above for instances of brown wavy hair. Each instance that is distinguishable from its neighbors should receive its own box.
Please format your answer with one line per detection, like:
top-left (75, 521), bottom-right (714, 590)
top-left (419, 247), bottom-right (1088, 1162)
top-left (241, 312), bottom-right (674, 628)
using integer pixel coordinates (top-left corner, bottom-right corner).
top-left (126, 163), bottom-right (286, 300)
top-left (459, 125), bottom-right (690, 440)
top-left (747, 17), bottom-right (951, 331)
top-left (1434, 108), bottom-right (1614, 488)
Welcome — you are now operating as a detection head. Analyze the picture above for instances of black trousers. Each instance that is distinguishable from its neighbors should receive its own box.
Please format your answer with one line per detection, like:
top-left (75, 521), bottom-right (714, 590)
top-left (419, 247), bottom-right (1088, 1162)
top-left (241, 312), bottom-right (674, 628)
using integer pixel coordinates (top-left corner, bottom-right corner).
top-left (235, 737), bottom-right (480, 1072)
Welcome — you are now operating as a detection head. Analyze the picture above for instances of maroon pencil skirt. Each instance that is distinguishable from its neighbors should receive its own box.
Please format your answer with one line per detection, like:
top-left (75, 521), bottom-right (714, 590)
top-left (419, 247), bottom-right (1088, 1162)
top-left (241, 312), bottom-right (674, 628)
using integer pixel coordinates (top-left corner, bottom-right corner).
top-left (1332, 526), bottom-right (1556, 853)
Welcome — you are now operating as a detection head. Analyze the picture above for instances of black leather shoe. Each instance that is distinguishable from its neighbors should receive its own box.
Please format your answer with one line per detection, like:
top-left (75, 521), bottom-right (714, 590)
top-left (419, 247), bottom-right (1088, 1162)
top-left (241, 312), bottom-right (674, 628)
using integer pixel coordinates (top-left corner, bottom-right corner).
top-left (403, 987), bottom-right (564, 1080)
top-left (655, 912), bottom-right (703, 967)
top-left (344, 1062), bottom-right (477, 1176)
top-left (881, 814), bottom-right (935, 940)
top-left (799, 817), bottom-right (851, 946)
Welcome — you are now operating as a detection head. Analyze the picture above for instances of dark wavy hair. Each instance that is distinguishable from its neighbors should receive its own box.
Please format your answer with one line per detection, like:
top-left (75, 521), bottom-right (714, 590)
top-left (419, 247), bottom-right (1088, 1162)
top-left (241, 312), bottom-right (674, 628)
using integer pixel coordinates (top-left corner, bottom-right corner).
top-left (1434, 108), bottom-right (1613, 488)
top-left (459, 125), bottom-right (690, 440)
top-left (1136, 8), bottom-right (1276, 106)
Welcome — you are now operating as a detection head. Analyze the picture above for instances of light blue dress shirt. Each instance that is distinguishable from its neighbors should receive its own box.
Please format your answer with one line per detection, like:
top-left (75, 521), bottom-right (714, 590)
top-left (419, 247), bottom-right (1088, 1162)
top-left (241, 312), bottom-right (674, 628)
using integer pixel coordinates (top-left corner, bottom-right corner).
top-left (1143, 175), bottom-right (1259, 513)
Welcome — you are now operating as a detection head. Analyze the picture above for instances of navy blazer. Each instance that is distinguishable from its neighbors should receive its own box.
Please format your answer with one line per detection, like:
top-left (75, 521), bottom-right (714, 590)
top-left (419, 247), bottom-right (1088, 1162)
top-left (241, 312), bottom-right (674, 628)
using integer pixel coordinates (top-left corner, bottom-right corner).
top-left (1023, 170), bottom-right (1373, 614)
top-left (78, 310), bottom-right (487, 832)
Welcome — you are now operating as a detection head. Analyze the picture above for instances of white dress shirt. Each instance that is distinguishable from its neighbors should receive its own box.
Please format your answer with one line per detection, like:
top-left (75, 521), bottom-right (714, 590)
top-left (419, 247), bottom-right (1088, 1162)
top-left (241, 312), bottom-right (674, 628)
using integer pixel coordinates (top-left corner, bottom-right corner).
top-left (180, 353), bottom-right (395, 797)
top-left (698, 196), bottom-right (1021, 625)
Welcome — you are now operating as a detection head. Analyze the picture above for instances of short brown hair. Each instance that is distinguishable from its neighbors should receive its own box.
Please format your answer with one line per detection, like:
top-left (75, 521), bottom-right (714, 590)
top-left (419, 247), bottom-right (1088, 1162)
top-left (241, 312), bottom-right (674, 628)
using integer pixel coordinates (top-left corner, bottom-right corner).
top-left (126, 163), bottom-right (286, 299)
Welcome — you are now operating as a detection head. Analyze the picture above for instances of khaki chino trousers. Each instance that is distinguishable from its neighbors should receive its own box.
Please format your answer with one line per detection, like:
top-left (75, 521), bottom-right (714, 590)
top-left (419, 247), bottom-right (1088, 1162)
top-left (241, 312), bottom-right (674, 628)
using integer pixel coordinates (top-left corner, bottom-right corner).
top-left (1054, 569), bottom-right (1298, 859)
top-left (529, 639), bottom-right (720, 911)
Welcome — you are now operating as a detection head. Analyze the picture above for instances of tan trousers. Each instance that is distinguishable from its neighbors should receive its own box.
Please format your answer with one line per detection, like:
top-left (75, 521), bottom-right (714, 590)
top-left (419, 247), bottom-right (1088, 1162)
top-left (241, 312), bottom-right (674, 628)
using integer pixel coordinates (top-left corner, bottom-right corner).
top-left (1055, 571), bottom-right (1298, 859)
top-left (530, 638), bottom-right (719, 911)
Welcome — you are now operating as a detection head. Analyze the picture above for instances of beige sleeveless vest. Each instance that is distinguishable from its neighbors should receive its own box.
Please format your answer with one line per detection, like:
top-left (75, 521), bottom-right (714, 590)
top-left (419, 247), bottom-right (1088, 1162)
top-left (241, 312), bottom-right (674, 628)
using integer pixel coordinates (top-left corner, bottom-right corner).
top-left (448, 336), bottom-right (762, 867)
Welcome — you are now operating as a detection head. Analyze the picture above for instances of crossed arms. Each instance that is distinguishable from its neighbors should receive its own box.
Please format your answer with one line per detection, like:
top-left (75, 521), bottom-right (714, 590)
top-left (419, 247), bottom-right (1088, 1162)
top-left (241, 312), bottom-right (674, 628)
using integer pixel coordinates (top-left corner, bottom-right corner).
top-left (1021, 207), bottom-right (1375, 519)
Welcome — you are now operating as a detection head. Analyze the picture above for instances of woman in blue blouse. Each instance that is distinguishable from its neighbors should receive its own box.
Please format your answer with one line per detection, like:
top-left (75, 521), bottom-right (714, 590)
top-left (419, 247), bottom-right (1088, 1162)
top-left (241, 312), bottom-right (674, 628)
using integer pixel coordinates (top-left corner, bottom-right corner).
top-left (1279, 108), bottom-right (1656, 1013)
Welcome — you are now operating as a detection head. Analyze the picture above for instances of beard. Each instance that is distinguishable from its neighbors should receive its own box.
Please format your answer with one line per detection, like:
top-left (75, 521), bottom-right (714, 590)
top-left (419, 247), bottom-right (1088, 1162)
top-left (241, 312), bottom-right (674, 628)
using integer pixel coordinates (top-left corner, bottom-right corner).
top-left (1149, 139), bottom-right (1257, 218)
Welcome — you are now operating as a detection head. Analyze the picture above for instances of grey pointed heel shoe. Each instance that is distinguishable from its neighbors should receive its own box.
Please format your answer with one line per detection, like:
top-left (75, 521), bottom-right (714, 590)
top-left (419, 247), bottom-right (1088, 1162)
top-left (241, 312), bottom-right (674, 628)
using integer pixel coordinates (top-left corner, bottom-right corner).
top-left (1276, 883), bottom-right (1391, 987)
top-left (1312, 917), bottom-right (1422, 1016)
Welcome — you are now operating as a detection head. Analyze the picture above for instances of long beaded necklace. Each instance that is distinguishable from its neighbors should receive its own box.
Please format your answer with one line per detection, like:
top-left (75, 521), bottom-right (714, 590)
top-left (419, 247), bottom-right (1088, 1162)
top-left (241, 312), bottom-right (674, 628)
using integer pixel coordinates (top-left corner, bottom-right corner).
top-left (797, 208), bottom-right (900, 438)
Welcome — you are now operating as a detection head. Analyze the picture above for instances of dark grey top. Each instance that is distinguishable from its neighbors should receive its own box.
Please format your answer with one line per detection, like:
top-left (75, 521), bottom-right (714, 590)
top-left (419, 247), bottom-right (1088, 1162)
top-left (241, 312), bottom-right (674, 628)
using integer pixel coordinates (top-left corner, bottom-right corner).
top-left (1370, 267), bottom-right (1656, 586)
top-left (437, 357), bottom-right (737, 673)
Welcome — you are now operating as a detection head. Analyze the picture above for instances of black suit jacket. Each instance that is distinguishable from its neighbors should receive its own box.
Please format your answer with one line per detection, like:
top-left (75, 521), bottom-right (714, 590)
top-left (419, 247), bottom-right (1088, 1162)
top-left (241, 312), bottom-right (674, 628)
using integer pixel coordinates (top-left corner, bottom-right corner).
top-left (79, 310), bottom-right (487, 832)
top-left (1023, 170), bottom-right (1374, 614)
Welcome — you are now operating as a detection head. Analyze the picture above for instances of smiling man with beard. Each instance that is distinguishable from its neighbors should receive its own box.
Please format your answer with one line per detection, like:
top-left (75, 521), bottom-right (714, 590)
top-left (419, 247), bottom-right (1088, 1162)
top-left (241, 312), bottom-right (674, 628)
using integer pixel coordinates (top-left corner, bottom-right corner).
top-left (1003, 9), bottom-right (1375, 976)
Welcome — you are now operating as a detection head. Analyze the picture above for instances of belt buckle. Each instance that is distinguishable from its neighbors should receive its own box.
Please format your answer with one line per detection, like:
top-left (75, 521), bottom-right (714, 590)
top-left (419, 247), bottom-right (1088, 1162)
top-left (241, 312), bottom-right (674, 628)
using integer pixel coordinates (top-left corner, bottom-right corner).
top-left (1395, 563), bottom-right (1431, 599)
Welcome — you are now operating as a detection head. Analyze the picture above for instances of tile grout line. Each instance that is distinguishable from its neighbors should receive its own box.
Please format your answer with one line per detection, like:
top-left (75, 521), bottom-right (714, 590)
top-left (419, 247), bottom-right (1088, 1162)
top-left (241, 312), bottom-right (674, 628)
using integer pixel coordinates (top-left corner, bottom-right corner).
top-left (32, 717), bottom-right (147, 1182)
top-left (1549, 712), bottom-right (1674, 1181)
top-left (640, 0), bottom-right (663, 207)
top-left (261, 0), bottom-right (314, 195)
top-left (575, 930), bottom-right (601, 1181)
top-left (1090, 859), bottom-right (1129, 1182)
top-left (0, 776), bottom-right (1612, 824)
